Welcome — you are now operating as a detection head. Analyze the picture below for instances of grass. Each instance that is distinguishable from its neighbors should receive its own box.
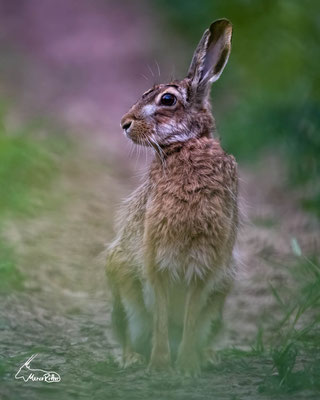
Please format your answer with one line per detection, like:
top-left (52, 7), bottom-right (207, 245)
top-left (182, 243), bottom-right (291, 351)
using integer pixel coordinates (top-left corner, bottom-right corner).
top-left (0, 102), bottom-right (69, 292)
top-left (214, 238), bottom-right (320, 396)
top-left (0, 238), bottom-right (23, 292)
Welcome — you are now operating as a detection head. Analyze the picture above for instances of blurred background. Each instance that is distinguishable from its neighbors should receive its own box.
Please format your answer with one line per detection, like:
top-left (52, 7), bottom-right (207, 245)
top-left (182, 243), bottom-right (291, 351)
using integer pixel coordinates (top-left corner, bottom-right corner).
top-left (0, 1), bottom-right (319, 399)
top-left (159, 0), bottom-right (320, 208)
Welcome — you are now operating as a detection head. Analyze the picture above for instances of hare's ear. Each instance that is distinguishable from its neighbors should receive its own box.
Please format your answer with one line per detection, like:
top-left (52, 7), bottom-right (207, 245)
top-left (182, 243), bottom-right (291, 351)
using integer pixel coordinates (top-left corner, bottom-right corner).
top-left (187, 19), bottom-right (232, 94)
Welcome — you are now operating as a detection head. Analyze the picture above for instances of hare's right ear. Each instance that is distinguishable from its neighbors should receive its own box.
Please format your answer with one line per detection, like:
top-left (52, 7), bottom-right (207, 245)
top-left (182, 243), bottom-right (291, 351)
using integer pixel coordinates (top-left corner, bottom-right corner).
top-left (187, 19), bottom-right (232, 99)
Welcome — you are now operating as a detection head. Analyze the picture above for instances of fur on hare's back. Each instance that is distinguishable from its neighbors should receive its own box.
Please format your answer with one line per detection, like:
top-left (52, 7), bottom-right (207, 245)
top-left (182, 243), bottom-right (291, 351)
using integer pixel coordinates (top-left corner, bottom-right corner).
top-left (145, 136), bottom-right (238, 283)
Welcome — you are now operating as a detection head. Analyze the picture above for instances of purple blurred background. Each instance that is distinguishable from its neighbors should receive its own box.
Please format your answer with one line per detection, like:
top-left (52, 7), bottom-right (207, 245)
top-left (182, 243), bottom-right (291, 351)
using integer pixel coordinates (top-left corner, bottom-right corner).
top-left (0, 0), bottom-right (172, 155)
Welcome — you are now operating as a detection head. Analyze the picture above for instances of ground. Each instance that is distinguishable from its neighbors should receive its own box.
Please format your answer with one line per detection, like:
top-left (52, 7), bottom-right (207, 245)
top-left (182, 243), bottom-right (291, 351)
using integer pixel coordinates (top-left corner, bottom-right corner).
top-left (0, 1), bottom-right (319, 399)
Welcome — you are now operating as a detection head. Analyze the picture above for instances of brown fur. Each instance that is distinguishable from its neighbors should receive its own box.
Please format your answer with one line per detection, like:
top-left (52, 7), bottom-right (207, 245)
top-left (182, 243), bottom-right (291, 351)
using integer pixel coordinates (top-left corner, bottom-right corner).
top-left (106, 19), bottom-right (238, 375)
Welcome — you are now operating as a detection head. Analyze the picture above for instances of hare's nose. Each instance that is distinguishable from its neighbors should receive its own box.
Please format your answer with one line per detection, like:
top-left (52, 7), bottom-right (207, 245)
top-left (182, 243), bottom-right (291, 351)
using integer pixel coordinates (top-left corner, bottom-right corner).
top-left (122, 120), bottom-right (132, 131)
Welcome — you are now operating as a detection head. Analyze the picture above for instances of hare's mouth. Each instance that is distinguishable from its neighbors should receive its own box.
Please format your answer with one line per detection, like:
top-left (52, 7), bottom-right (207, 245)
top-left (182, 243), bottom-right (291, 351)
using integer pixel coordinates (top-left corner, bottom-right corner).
top-left (123, 121), bottom-right (153, 147)
top-left (127, 134), bottom-right (150, 147)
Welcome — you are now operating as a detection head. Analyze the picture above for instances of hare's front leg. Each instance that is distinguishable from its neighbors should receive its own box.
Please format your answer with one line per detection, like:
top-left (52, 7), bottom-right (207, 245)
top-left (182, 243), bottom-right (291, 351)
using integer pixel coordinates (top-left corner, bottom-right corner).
top-left (201, 286), bottom-right (231, 366)
top-left (144, 227), bottom-right (171, 371)
top-left (148, 273), bottom-right (171, 371)
top-left (107, 251), bottom-right (150, 368)
top-left (111, 286), bottom-right (147, 368)
top-left (176, 282), bottom-right (208, 376)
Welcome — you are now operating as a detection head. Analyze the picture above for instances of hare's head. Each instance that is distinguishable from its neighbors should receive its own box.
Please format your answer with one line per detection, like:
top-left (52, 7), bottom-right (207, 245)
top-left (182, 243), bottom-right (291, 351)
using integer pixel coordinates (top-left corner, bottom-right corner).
top-left (121, 19), bottom-right (232, 148)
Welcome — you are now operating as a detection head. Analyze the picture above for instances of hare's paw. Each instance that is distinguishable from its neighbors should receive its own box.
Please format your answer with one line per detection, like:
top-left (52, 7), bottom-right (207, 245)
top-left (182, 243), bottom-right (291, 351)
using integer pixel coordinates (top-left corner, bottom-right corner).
top-left (176, 347), bottom-right (201, 377)
top-left (121, 352), bottom-right (145, 369)
top-left (203, 348), bottom-right (221, 367)
top-left (148, 348), bottom-right (171, 372)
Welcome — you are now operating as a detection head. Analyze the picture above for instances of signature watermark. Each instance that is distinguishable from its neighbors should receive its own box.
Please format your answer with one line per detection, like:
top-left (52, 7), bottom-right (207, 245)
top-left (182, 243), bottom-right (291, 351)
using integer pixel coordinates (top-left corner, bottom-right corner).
top-left (15, 354), bottom-right (61, 383)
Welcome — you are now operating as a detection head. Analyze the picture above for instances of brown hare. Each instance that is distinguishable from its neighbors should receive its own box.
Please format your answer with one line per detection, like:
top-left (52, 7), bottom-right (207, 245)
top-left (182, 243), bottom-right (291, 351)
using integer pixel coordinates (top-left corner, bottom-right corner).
top-left (106, 19), bottom-right (238, 376)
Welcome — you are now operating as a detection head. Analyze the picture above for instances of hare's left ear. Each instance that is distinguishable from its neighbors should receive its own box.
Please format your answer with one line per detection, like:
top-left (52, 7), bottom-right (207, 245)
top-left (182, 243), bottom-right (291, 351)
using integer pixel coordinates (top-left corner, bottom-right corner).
top-left (187, 19), bottom-right (232, 93)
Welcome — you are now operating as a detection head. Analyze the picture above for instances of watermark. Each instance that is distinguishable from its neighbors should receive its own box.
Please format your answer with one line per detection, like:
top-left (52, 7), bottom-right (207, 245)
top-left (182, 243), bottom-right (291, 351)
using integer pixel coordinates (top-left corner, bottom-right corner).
top-left (15, 354), bottom-right (61, 383)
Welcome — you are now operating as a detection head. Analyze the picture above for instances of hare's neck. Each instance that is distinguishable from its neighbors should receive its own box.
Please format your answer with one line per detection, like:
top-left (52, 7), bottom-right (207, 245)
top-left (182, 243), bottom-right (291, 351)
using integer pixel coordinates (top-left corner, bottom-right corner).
top-left (159, 129), bottom-right (214, 157)
top-left (158, 136), bottom-right (210, 157)
top-left (160, 141), bottom-right (185, 157)
top-left (150, 137), bottom-right (213, 185)
top-left (150, 136), bottom-right (213, 174)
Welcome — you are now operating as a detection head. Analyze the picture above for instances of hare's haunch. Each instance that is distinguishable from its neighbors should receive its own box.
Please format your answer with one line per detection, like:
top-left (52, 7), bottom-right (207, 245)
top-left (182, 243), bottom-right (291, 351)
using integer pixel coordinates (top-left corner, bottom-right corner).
top-left (106, 19), bottom-right (238, 376)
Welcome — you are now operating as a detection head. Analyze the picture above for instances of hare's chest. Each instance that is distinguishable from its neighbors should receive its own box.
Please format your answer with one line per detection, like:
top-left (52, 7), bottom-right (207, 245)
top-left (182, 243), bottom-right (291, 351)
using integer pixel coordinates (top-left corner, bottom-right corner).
top-left (146, 173), bottom-right (209, 234)
top-left (144, 193), bottom-right (214, 281)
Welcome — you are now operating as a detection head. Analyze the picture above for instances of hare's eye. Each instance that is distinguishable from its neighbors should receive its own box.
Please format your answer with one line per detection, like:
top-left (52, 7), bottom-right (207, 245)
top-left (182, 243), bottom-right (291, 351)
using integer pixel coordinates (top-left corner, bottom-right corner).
top-left (160, 93), bottom-right (176, 106)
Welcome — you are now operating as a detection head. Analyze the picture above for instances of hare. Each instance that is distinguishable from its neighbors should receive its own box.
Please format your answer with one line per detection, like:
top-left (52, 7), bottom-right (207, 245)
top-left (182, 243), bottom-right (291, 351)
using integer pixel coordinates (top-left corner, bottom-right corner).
top-left (106, 19), bottom-right (238, 376)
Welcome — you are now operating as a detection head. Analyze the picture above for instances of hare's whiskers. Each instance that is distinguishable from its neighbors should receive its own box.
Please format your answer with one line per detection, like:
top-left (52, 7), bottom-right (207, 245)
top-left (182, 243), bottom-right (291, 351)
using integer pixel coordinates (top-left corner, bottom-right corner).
top-left (128, 142), bottom-right (135, 159)
top-left (149, 135), bottom-right (166, 172)
top-left (154, 59), bottom-right (161, 78)
top-left (136, 139), bottom-right (142, 169)
top-left (142, 136), bottom-right (149, 165)
top-left (147, 64), bottom-right (155, 78)
top-left (170, 64), bottom-right (176, 82)
top-left (146, 136), bottom-right (165, 171)
top-left (141, 73), bottom-right (149, 82)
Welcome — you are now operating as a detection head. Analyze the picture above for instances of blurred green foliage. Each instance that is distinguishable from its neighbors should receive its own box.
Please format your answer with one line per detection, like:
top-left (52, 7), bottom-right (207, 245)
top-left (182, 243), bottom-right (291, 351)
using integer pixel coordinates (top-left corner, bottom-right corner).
top-left (156, 0), bottom-right (320, 213)
top-left (0, 107), bottom-right (69, 218)
top-left (0, 102), bottom-right (69, 291)
top-left (0, 238), bottom-right (23, 292)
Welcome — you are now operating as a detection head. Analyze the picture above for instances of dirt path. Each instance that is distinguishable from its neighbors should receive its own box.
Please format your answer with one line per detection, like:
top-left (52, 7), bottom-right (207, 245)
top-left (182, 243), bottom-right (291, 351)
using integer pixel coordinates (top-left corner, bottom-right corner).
top-left (0, 1), bottom-right (319, 399)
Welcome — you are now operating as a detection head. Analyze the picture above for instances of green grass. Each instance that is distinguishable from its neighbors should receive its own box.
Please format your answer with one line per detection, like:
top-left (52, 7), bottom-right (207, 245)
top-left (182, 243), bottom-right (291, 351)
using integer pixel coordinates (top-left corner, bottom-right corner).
top-left (0, 102), bottom-right (69, 292)
top-left (214, 238), bottom-right (320, 395)
top-left (0, 238), bottom-right (23, 293)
